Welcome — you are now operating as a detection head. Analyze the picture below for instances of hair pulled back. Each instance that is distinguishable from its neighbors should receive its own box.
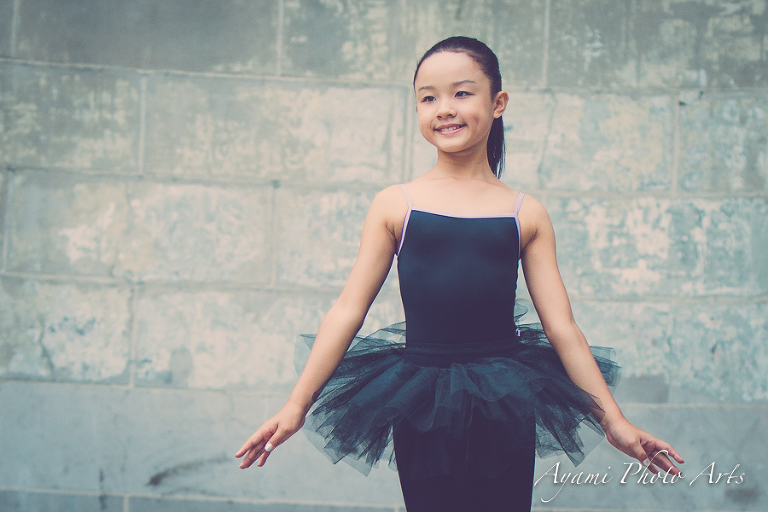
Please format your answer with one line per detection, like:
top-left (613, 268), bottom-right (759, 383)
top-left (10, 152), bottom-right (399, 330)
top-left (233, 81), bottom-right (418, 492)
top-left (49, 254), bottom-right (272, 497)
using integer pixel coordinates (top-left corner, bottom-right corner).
top-left (414, 36), bottom-right (506, 178)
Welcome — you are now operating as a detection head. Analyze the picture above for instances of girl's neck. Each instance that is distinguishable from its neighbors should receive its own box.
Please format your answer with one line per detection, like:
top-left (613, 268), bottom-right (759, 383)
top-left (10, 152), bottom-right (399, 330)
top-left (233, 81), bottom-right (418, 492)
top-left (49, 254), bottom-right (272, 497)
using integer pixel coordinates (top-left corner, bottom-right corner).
top-left (430, 149), bottom-right (496, 181)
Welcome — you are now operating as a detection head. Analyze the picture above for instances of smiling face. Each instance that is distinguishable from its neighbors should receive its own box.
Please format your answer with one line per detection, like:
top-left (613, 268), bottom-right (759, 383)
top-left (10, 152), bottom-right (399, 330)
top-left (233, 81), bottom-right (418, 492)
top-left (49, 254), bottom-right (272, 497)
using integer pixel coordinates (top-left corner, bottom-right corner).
top-left (414, 51), bottom-right (506, 163)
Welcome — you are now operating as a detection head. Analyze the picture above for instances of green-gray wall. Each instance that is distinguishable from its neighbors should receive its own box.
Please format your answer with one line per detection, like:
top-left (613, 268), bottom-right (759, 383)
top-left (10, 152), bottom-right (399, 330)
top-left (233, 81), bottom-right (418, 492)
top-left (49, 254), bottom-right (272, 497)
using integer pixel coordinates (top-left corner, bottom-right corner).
top-left (1, 1), bottom-right (766, 511)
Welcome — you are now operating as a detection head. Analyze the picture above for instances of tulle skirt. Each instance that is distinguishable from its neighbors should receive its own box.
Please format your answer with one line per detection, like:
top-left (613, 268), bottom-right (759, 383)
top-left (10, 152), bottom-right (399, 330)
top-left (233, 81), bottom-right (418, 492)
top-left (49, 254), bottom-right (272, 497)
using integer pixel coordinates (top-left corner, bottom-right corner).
top-left (295, 317), bottom-right (620, 479)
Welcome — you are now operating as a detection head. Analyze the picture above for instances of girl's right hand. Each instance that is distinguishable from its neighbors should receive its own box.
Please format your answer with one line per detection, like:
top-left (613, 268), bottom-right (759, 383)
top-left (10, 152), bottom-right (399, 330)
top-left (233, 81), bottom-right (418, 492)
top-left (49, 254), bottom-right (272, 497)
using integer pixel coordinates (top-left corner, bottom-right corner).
top-left (235, 401), bottom-right (307, 469)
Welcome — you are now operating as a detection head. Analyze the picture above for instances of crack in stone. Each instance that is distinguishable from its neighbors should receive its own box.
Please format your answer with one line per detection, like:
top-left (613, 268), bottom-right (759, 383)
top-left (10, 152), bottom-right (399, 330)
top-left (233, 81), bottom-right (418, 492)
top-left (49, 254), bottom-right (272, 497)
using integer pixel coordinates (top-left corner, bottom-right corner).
top-left (536, 92), bottom-right (558, 190)
top-left (146, 455), bottom-right (229, 486)
top-left (37, 313), bottom-right (55, 377)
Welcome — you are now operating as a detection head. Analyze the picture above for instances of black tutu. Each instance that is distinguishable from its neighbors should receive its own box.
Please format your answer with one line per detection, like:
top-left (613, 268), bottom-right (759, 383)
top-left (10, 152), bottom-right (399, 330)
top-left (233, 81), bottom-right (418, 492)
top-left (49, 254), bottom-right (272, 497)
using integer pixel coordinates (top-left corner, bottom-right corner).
top-left (295, 313), bottom-right (621, 479)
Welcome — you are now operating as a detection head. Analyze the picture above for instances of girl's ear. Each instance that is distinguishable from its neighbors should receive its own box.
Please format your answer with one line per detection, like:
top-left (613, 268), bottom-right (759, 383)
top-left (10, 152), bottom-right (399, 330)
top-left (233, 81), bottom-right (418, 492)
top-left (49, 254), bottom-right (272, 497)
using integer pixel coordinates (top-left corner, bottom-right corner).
top-left (492, 90), bottom-right (509, 119)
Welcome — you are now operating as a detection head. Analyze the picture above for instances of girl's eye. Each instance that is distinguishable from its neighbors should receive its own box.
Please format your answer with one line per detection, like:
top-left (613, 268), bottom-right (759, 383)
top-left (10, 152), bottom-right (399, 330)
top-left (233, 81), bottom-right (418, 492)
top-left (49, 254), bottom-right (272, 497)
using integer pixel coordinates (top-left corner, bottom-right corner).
top-left (456, 91), bottom-right (471, 98)
top-left (421, 95), bottom-right (436, 103)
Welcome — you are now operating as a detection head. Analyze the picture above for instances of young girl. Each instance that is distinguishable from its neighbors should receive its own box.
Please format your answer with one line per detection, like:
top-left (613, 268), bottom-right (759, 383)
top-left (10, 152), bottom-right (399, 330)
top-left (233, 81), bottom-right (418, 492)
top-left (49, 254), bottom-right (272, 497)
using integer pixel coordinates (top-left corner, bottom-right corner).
top-left (236, 36), bottom-right (684, 511)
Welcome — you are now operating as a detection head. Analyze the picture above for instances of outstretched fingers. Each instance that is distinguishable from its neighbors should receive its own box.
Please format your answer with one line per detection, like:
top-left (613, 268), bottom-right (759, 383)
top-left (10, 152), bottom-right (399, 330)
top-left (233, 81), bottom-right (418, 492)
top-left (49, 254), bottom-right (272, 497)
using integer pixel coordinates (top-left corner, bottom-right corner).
top-left (628, 435), bottom-right (684, 476)
top-left (236, 403), bottom-right (307, 469)
top-left (236, 423), bottom-right (277, 469)
top-left (643, 437), bottom-right (684, 475)
top-left (236, 423), bottom-right (299, 469)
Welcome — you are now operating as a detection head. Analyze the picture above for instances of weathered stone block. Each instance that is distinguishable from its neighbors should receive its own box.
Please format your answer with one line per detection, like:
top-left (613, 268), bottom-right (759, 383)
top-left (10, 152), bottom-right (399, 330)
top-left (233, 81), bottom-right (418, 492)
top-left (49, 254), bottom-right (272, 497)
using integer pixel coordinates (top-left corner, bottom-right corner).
top-left (144, 75), bottom-right (406, 183)
top-left (681, 0), bottom-right (768, 88)
top-left (0, 63), bottom-right (139, 170)
top-left (572, 300), bottom-right (768, 403)
top-left (6, 173), bottom-right (273, 283)
top-left (0, 0), bottom-right (12, 58)
top-left (0, 491), bottom-right (124, 512)
top-left (282, 0), bottom-right (397, 81)
top-left (134, 288), bottom-right (403, 392)
top-left (15, 0), bottom-right (278, 74)
top-left (549, 0), bottom-right (768, 89)
top-left (6, 173), bottom-right (130, 277)
top-left (134, 290), bottom-right (333, 391)
top-left (502, 92), bottom-right (555, 190)
top-left (679, 91), bottom-right (768, 192)
top-left (631, 1), bottom-right (703, 88)
top-left (613, 375), bottom-right (671, 404)
top-left (547, 196), bottom-right (768, 297)
top-left (0, 382), bottom-right (117, 489)
top-left (403, 0), bottom-right (546, 87)
top-left (0, 382), bottom-right (261, 495)
top-left (541, 93), bottom-right (674, 191)
top-left (0, 381), bottom-right (402, 504)
top-left (571, 300), bottom-right (674, 381)
top-left (120, 391), bottom-right (270, 497)
top-left (487, 0), bottom-right (547, 89)
top-left (397, 1), bottom-right (496, 82)
top-left (409, 120), bottom-right (436, 181)
top-left (276, 188), bottom-right (385, 288)
top-left (0, 277), bottom-right (131, 383)
top-left (532, 405), bottom-right (767, 510)
top-left (668, 302), bottom-right (768, 403)
top-left (548, 0), bottom-right (638, 89)
top-left (282, 0), bottom-right (544, 85)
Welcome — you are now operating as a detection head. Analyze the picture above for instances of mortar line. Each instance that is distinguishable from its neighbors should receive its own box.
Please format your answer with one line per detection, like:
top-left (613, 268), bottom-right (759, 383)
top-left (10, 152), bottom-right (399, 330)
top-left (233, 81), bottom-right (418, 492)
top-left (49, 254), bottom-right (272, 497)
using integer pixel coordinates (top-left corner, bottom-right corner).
top-left (4, 368), bottom-right (768, 407)
top-left (4, 57), bottom-right (767, 95)
top-left (270, 181), bottom-right (279, 287)
top-left (0, 486), bottom-right (129, 499)
top-left (5, 379), bottom-right (767, 408)
top-left (0, 269), bottom-right (764, 303)
top-left (276, 0), bottom-right (284, 76)
top-left (542, 0), bottom-right (550, 89)
top-left (672, 89), bottom-right (681, 196)
top-left (1, 167), bottom-right (11, 271)
top-left (137, 75), bottom-right (147, 176)
top-left (535, 92), bottom-right (557, 190)
top-left (0, 270), bottom-right (127, 285)
top-left (10, 0), bottom-right (20, 58)
top-left (127, 283), bottom-right (139, 388)
top-left (403, 88), bottom-right (416, 181)
top-left (3, 54), bottom-right (768, 96)
top-left (0, 378), bottom-right (285, 398)
top-left (123, 495), bottom-right (129, 512)
top-left (0, 485), bottom-right (400, 509)
top-left (5, 165), bottom-right (768, 198)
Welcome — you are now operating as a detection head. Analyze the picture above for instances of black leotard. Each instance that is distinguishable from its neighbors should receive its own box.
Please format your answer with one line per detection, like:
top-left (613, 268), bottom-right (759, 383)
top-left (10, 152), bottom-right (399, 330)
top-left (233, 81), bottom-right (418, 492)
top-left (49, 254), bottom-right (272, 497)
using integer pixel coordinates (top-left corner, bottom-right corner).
top-left (296, 184), bottom-right (621, 512)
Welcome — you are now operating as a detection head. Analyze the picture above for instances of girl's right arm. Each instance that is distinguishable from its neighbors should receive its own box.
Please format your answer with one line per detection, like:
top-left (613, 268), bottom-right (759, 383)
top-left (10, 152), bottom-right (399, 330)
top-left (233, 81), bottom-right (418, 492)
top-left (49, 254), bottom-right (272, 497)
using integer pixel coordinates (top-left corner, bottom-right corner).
top-left (235, 186), bottom-right (405, 469)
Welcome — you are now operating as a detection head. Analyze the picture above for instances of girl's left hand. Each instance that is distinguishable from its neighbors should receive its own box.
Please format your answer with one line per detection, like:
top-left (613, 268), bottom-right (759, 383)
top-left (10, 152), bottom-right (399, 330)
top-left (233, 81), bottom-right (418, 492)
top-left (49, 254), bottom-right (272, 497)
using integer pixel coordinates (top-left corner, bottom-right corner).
top-left (603, 417), bottom-right (684, 476)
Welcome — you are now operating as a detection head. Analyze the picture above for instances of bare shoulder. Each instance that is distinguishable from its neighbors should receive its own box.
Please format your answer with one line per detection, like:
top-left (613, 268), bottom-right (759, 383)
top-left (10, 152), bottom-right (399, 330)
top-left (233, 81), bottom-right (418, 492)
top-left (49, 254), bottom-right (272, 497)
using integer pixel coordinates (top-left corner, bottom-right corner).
top-left (516, 192), bottom-right (553, 250)
top-left (371, 184), bottom-right (408, 213)
top-left (517, 192), bottom-right (549, 221)
top-left (368, 184), bottom-right (409, 231)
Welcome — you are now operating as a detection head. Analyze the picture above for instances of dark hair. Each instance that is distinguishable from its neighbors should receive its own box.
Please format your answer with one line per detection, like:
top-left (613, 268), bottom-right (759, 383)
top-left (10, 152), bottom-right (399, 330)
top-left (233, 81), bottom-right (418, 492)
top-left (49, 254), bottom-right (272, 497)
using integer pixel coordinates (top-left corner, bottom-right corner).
top-left (413, 36), bottom-right (505, 178)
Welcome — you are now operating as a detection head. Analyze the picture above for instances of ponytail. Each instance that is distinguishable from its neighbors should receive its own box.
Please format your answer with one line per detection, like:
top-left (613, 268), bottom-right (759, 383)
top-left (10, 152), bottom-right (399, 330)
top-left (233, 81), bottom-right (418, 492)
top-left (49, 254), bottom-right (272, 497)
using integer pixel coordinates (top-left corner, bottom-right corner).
top-left (488, 117), bottom-right (505, 178)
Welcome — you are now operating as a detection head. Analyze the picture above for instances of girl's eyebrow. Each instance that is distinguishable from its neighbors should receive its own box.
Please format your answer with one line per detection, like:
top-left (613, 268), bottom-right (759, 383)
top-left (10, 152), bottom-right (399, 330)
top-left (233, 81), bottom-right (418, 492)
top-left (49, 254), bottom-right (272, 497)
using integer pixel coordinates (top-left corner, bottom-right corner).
top-left (416, 79), bottom-right (477, 92)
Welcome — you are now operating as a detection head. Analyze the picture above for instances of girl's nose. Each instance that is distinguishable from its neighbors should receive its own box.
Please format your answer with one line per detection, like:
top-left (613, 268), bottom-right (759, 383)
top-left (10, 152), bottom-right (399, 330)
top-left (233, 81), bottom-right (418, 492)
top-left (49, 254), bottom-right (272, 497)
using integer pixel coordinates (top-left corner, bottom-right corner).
top-left (436, 100), bottom-right (456, 118)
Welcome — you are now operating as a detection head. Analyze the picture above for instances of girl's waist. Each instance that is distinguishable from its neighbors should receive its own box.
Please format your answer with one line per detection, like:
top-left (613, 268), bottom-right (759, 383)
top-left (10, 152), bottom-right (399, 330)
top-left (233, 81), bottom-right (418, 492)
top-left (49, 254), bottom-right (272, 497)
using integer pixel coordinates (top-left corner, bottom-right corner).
top-left (403, 331), bottom-right (522, 366)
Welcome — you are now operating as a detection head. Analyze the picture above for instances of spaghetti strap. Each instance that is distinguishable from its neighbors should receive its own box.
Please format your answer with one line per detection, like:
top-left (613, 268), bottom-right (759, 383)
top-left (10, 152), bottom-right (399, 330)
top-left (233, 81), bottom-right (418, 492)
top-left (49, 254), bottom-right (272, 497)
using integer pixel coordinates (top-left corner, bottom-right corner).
top-left (512, 192), bottom-right (525, 216)
top-left (397, 184), bottom-right (413, 256)
top-left (398, 184), bottom-right (414, 209)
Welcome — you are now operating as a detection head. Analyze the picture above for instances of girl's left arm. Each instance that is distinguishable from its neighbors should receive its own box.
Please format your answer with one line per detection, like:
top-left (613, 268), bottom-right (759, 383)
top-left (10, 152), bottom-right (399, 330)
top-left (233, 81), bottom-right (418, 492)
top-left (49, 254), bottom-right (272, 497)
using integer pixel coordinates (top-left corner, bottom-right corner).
top-left (519, 196), bottom-right (683, 475)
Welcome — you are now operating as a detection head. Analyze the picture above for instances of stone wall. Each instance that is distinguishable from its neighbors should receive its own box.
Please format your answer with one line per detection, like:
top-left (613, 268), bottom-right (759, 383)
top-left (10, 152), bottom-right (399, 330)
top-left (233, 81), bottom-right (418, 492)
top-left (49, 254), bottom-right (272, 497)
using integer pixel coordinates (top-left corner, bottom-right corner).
top-left (1, 1), bottom-right (766, 511)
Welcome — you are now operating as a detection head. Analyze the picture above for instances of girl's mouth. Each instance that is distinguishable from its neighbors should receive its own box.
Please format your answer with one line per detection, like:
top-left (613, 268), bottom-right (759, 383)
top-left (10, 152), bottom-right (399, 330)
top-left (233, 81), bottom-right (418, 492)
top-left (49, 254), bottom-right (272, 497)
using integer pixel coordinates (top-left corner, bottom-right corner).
top-left (435, 124), bottom-right (465, 134)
